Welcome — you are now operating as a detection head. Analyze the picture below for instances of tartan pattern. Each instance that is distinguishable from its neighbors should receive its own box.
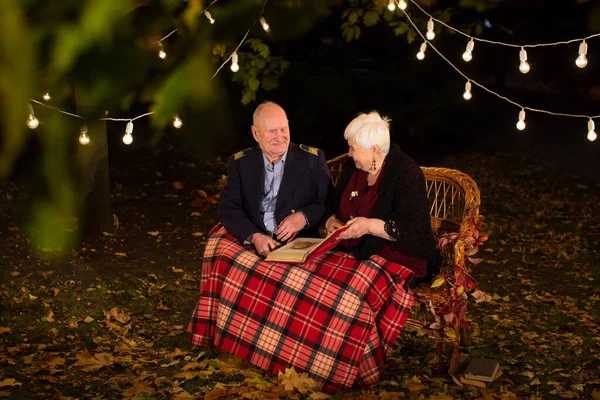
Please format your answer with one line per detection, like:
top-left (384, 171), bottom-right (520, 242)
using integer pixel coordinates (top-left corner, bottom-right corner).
top-left (189, 224), bottom-right (414, 391)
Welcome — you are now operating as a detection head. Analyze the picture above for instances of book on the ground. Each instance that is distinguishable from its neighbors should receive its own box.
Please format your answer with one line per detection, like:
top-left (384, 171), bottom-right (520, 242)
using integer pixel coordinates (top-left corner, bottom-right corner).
top-left (265, 225), bottom-right (348, 263)
top-left (463, 358), bottom-right (501, 383)
top-left (460, 367), bottom-right (502, 387)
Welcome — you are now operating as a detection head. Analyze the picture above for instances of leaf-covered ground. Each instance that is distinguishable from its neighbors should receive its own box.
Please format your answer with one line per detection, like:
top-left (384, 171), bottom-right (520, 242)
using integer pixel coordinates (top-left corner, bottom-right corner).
top-left (1, 149), bottom-right (599, 399)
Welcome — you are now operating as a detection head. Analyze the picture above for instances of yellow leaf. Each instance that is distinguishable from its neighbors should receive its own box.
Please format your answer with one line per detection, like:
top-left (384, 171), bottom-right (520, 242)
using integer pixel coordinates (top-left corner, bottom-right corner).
top-left (456, 285), bottom-right (464, 295)
top-left (147, 231), bottom-right (160, 236)
top-left (0, 327), bottom-right (11, 334)
top-left (123, 381), bottom-right (152, 397)
top-left (114, 252), bottom-right (127, 257)
top-left (519, 371), bottom-right (535, 379)
top-left (443, 326), bottom-right (456, 339)
top-left (0, 379), bottom-right (21, 388)
top-left (310, 392), bottom-right (331, 399)
top-left (83, 316), bottom-right (94, 323)
top-left (171, 266), bottom-right (184, 273)
top-left (42, 310), bottom-right (55, 323)
top-left (172, 181), bottom-right (184, 190)
top-left (192, 232), bottom-right (204, 237)
top-left (167, 348), bottom-right (186, 359)
top-left (52, 288), bottom-right (60, 297)
top-left (431, 277), bottom-right (445, 288)
top-left (73, 348), bottom-right (105, 372)
top-left (278, 367), bottom-right (317, 395)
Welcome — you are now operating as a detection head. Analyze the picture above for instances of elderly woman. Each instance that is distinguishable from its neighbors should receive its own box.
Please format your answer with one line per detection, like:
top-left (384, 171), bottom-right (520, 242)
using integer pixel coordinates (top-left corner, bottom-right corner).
top-left (326, 111), bottom-right (438, 281)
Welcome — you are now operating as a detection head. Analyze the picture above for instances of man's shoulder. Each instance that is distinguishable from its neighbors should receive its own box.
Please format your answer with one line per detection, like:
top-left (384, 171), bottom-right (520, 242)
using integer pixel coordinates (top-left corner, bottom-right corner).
top-left (298, 144), bottom-right (321, 157)
top-left (229, 146), bottom-right (256, 162)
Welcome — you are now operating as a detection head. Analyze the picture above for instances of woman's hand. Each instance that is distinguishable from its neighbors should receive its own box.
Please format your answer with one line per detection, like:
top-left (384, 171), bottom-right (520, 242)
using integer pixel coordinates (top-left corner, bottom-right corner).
top-left (337, 217), bottom-right (372, 240)
top-left (325, 215), bottom-right (345, 235)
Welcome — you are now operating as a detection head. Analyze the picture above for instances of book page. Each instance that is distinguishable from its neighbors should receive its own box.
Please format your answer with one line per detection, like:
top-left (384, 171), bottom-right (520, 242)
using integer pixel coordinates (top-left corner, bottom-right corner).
top-left (265, 225), bottom-right (349, 263)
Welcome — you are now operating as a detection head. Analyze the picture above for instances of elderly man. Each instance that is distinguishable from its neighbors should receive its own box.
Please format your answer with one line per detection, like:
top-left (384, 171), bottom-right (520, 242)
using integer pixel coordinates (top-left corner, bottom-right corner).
top-left (219, 101), bottom-right (330, 256)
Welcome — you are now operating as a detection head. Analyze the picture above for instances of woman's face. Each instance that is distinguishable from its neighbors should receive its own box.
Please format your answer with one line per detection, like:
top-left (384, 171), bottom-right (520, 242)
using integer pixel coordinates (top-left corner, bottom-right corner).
top-left (347, 138), bottom-right (373, 172)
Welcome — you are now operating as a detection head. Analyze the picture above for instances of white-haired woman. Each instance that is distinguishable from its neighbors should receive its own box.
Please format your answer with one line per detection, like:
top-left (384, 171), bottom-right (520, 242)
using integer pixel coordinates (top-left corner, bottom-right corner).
top-left (326, 111), bottom-right (438, 280)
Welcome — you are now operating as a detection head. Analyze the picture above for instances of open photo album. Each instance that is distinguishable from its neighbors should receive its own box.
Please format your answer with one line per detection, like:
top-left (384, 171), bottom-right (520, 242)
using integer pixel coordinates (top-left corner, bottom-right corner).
top-left (265, 225), bottom-right (349, 263)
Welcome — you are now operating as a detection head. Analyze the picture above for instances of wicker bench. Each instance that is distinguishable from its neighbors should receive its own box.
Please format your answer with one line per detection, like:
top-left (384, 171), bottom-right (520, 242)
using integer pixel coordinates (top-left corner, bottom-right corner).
top-left (327, 154), bottom-right (482, 375)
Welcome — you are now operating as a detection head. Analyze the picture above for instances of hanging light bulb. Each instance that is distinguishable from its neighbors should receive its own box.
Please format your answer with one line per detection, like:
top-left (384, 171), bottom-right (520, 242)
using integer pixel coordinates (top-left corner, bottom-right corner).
top-left (519, 47), bottom-right (530, 74)
top-left (173, 115), bottom-right (183, 129)
top-left (42, 92), bottom-right (51, 101)
top-left (588, 118), bottom-right (597, 142)
top-left (387, 0), bottom-right (396, 11)
top-left (157, 42), bottom-right (167, 59)
top-left (79, 125), bottom-right (90, 145)
top-left (260, 16), bottom-right (270, 32)
top-left (463, 39), bottom-right (474, 62)
top-left (426, 18), bottom-right (435, 40)
top-left (463, 80), bottom-right (472, 100)
top-left (123, 121), bottom-right (134, 145)
top-left (516, 108), bottom-right (526, 131)
top-left (231, 52), bottom-right (240, 72)
top-left (399, 0), bottom-right (407, 10)
top-left (27, 104), bottom-right (39, 129)
top-left (576, 40), bottom-right (588, 68)
top-left (416, 42), bottom-right (427, 60)
top-left (204, 10), bottom-right (215, 24)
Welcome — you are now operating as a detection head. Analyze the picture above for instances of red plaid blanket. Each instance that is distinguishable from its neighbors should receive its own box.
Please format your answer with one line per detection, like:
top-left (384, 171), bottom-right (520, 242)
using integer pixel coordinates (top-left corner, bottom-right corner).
top-left (188, 225), bottom-right (414, 392)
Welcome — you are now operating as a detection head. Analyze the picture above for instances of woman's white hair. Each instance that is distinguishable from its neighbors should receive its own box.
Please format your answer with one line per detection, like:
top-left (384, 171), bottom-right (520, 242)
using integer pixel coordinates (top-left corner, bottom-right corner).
top-left (344, 111), bottom-right (391, 156)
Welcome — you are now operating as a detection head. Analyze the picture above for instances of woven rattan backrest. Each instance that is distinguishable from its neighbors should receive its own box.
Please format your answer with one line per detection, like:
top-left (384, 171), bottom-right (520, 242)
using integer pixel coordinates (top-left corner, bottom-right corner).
top-left (326, 155), bottom-right (481, 236)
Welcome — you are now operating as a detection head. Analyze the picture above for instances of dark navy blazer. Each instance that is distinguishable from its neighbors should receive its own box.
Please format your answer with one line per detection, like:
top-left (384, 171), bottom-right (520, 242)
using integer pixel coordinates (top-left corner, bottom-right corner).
top-left (219, 143), bottom-right (331, 243)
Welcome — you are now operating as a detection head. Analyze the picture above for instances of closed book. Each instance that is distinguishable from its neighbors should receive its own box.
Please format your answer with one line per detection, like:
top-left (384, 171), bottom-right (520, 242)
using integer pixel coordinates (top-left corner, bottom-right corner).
top-left (460, 367), bottom-right (502, 387)
top-left (265, 225), bottom-right (348, 263)
top-left (463, 358), bottom-right (500, 383)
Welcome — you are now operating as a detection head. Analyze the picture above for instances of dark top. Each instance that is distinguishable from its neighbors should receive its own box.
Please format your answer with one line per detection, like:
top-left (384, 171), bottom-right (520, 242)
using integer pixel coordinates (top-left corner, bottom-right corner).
top-left (219, 143), bottom-right (331, 243)
top-left (327, 143), bottom-right (438, 278)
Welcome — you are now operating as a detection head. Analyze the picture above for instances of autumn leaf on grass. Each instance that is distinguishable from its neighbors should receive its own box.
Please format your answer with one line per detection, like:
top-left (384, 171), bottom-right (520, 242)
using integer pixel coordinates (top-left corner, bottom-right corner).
top-left (42, 310), bottom-right (55, 323)
top-left (104, 307), bottom-right (131, 324)
top-left (401, 376), bottom-right (427, 392)
top-left (40, 353), bottom-right (65, 368)
top-left (123, 381), bottom-right (152, 398)
top-left (309, 392), bottom-right (331, 399)
top-left (147, 231), bottom-right (160, 237)
top-left (171, 266), bottom-right (184, 273)
top-left (73, 348), bottom-right (114, 372)
top-left (114, 252), bottom-right (127, 257)
top-left (83, 316), bottom-right (95, 323)
top-left (167, 348), bottom-right (186, 360)
top-left (0, 327), bottom-right (11, 334)
top-left (0, 379), bottom-right (21, 388)
top-left (191, 232), bottom-right (204, 237)
top-left (278, 367), bottom-right (317, 395)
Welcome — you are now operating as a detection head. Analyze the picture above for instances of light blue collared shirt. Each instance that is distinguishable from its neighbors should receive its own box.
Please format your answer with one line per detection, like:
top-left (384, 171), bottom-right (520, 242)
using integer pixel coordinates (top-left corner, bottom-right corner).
top-left (260, 149), bottom-right (288, 233)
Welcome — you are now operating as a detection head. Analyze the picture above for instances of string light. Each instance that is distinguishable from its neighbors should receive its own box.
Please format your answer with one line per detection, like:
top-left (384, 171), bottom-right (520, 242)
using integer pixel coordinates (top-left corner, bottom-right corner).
top-left (588, 119), bottom-right (597, 142)
top-left (173, 115), bottom-right (183, 129)
top-left (42, 93), bottom-right (51, 101)
top-left (416, 42), bottom-right (427, 60)
top-left (387, 0), bottom-right (396, 12)
top-left (516, 109), bottom-right (526, 131)
top-left (463, 39), bottom-right (474, 62)
top-left (576, 40), bottom-right (588, 68)
top-left (260, 16), bottom-right (270, 32)
top-left (519, 47), bottom-right (530, 73)
top-left (79, 125), bottom-right (90, 145)
top-left (463, 80), bottom-right (472, 100)
top-left (231, 52), bottom-right (240, 72)
top-left (158, 42), bottom-right (167, 59)
top-left (204, 10), bottom-right (215, 24)
top-left (123, 121), bottom-right (134, 145)
top-left (398, 3), bottom-right (599, 143)
top-left (426, 18), bottom-right (435, 41)
top-left (399, 0), bottom-right (407, 10)
top-left (27, 104), bottom-right (39, 129)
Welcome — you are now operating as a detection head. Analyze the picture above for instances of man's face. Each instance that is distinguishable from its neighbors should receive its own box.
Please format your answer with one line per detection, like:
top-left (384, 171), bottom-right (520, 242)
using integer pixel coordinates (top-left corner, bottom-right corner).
top-left (252, 105), bottom-right (290, 162)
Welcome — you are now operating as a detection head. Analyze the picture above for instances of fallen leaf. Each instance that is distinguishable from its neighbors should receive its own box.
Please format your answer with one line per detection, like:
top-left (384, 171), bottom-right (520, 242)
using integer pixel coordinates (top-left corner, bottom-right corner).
top-left (171, 266), bottom-right (184, 273)
top-left (114, 252), bottom-right (127, 257)
top-left (191, 232), bottom-right (204, 237)
top-left (0, 327), bottom-right (10, 334)
top-left (42, 310), bottom-right (55, 323)
top-left (83, 316), bottom-right (95, 323)
top-left (172, 181), bottom-right (184, 190)
top-left (0, 379), bottom-right (21, 388)
top-left (147, 231), bottom-right (160, 236)
top-left (278, 367), bottom-right (316, 395)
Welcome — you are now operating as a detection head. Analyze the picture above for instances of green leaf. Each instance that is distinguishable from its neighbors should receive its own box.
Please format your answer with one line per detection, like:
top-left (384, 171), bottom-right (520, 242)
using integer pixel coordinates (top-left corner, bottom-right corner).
top-left (363, 11), bottom-right (380, 27)
top-left (431, 277), bottom-right (445, 288)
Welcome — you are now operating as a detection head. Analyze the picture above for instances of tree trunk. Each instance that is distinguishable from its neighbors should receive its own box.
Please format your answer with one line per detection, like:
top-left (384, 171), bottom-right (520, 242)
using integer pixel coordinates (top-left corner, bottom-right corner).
top-left (76, 88), bottom-right (113, 237)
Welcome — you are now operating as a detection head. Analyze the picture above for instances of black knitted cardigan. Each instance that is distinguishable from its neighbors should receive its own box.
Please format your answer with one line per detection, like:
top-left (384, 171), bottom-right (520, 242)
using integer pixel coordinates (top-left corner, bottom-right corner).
top-left (328, 143), bottom-right (438, 262)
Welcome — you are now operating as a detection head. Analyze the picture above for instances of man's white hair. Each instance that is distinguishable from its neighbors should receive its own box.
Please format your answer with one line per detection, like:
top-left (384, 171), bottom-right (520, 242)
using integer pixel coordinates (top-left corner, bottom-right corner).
top-left (253, 101), bottom-right (285, 126)
top-left (343, 111), bottom-right (391, 156)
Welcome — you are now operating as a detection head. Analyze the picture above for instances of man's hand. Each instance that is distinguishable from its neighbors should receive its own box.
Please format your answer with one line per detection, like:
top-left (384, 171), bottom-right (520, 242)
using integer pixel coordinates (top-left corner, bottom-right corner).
top-left (337, 217), bottom-right (372, 240)
top-left (251, 233), bottom-right (280, 256)
top-left (325, 215), bottom-right (345, 236)
top-left (276, 212), bottom-right (306, 242)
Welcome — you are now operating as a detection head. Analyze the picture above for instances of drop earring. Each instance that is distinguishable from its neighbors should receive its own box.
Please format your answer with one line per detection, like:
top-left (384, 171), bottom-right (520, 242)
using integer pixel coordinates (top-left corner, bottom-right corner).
top-left (372, 156), bottom-right (377, 172)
